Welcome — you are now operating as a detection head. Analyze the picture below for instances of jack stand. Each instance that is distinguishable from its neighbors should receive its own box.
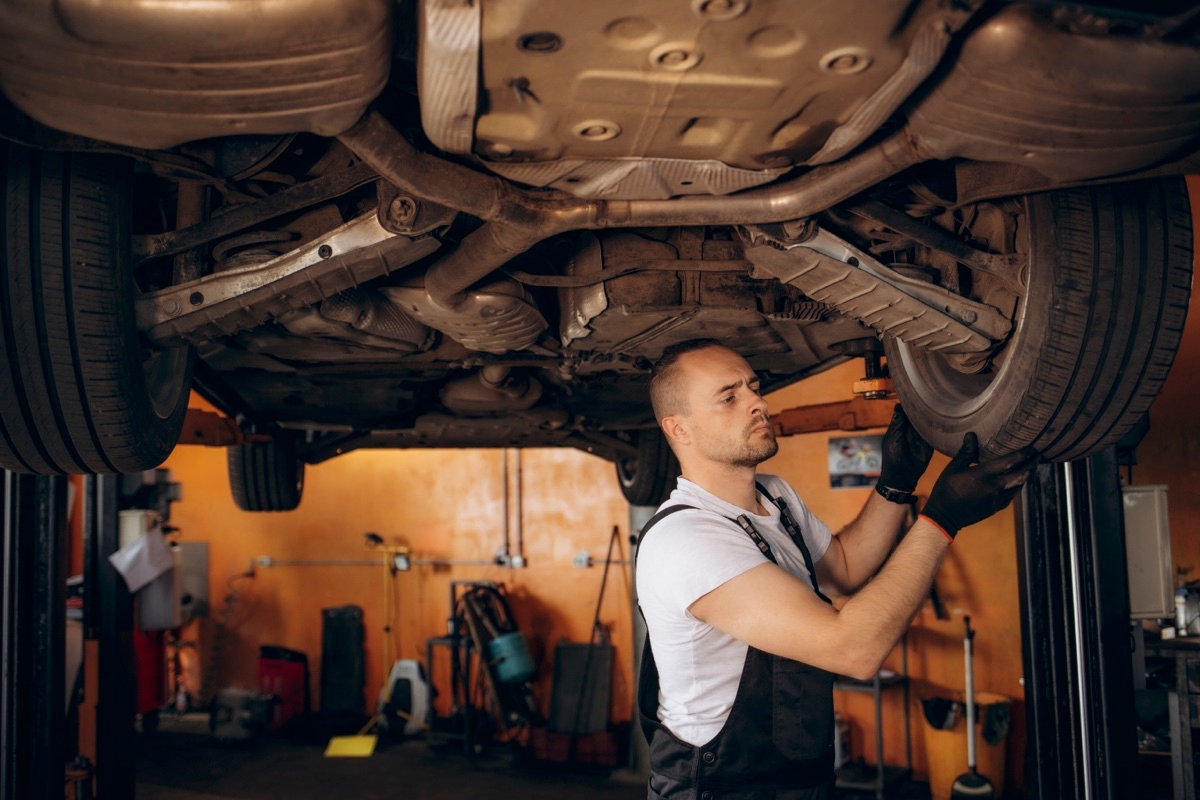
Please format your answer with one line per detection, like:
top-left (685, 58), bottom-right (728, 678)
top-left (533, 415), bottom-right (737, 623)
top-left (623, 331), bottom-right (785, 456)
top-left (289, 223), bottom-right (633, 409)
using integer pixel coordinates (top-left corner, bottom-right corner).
top-left (854, 350), bottom-right (893, 400)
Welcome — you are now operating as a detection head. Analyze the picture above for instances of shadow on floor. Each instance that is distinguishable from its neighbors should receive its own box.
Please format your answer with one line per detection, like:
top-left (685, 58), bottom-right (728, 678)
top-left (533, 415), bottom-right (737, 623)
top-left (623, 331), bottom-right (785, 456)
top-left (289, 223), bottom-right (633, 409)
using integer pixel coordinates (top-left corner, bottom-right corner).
top-left (136, 713), bottom-right (645, 800)
top-left (135, 713), bottom-right (935, 800)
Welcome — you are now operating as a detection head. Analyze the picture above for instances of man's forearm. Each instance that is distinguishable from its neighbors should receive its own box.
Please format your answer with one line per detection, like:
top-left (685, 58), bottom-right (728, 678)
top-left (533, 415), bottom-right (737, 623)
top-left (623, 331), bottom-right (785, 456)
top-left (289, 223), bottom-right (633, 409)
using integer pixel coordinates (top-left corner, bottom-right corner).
top-left (833, 517), bottom-right (949, 678)
top-left (832, 491), bottom-right (911, 591)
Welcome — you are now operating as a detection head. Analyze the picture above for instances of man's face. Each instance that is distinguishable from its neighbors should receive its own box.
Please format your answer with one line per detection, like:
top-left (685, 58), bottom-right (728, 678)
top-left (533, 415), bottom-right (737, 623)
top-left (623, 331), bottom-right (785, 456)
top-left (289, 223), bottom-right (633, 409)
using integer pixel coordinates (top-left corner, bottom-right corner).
top-left (670, 346), bottom-right (778, 467)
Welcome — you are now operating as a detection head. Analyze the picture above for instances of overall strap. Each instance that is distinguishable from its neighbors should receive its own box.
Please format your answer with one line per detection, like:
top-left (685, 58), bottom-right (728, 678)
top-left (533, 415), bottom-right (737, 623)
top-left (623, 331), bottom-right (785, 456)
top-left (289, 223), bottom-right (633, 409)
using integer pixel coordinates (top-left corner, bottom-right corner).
top-left (634, 504), bottom-right (697, 557)
top-left (636, 496), bottom-right (830, 604)
top-left (755, 481), bottom-right (832, 605)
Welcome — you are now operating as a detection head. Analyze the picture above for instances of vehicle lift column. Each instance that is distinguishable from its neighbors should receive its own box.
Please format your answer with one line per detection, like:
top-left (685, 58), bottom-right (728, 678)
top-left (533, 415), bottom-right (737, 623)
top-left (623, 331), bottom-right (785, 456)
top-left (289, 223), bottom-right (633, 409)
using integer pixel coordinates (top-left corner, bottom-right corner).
top-left (1, 472), bottom-right (135, 800)
top-left (82, 474), bottom-right (137, 800)
top-left (1017, 450), bottom-right (1138, 800)
top-left (1, 472), bottom-right (69, 800)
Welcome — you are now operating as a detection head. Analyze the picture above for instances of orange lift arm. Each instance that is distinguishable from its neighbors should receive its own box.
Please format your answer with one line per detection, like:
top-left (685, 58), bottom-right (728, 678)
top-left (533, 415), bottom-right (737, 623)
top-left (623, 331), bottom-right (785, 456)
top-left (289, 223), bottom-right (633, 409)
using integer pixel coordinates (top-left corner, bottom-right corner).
top-left (771, 395), bottom-right (897, 438)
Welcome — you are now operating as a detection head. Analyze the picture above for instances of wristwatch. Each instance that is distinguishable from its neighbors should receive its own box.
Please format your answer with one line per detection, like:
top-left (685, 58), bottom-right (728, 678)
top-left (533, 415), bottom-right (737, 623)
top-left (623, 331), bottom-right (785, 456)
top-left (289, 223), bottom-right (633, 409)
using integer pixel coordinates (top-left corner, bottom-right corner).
top-left (874, 483), bottom-right (917, 504)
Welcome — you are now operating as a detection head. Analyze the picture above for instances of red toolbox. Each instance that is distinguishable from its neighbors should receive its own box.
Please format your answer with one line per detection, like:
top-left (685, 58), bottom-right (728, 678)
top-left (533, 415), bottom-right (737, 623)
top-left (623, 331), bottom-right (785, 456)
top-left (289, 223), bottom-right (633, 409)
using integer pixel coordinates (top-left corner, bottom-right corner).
top-left (258, 646), bottom-right (309, 729)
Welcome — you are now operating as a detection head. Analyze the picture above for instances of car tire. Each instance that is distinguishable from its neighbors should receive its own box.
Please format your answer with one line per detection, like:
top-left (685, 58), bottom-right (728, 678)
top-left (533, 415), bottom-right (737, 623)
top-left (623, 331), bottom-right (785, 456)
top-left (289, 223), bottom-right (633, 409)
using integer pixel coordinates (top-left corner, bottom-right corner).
top-left (615, 428), bottom-right (679, 506)
top-left (228, 437), bottom-right (305, 512)
top-left (0, 144), bottom-right (192, 474)
top-left (886, 178), bottom-right (1193, 462)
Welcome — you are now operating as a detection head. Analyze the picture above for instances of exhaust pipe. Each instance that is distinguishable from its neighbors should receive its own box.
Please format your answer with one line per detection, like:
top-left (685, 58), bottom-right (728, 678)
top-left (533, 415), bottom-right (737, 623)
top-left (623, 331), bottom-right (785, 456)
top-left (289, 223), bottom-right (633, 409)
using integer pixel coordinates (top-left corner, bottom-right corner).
top-left (337, 110), bottom-right (927, 344)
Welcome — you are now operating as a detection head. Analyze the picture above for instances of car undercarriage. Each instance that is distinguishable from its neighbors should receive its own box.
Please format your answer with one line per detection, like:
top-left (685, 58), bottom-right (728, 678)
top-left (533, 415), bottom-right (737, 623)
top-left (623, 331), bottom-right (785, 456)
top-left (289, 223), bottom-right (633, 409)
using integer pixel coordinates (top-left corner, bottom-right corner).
top-left (0, 0), bottom-right (1196, 505)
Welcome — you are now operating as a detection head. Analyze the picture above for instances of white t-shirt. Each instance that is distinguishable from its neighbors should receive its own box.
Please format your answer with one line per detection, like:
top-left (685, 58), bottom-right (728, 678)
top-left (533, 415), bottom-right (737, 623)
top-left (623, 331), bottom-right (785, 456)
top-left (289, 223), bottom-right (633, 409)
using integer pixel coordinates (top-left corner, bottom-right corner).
top-left (635, 474), bottom-right (833, 747)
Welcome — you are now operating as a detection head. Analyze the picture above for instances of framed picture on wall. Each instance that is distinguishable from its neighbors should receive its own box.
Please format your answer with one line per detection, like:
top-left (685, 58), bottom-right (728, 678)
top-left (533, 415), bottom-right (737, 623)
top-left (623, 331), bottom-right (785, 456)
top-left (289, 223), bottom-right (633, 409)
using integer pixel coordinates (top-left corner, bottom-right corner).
top-left (828, 435), bottom-right (884, 489)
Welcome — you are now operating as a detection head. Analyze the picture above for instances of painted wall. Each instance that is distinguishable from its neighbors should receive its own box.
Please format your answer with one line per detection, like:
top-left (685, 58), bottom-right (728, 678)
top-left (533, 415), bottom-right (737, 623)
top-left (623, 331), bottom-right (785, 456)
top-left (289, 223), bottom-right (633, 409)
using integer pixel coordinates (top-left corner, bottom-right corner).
top-left (162, 431), bottom-right (636, 728)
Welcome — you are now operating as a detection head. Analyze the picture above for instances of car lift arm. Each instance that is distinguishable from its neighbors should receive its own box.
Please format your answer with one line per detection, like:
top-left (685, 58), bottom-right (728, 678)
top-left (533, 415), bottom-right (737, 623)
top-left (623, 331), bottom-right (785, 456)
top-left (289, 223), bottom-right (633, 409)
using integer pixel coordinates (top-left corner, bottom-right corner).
top-left (771, 395), bottom-right (896, 438)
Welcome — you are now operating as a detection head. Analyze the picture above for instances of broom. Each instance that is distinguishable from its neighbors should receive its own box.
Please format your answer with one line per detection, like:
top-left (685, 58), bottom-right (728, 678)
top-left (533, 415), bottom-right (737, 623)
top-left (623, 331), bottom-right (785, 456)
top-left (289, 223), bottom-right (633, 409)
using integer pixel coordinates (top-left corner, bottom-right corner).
top-left (950, 617), bottom-right (995, 799)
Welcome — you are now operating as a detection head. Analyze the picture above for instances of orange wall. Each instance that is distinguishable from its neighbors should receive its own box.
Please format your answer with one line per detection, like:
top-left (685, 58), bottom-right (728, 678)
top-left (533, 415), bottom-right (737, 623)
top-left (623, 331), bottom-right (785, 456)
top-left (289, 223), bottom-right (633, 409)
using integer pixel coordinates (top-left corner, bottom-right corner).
top-left (162, 438), bottom-right (635, 726)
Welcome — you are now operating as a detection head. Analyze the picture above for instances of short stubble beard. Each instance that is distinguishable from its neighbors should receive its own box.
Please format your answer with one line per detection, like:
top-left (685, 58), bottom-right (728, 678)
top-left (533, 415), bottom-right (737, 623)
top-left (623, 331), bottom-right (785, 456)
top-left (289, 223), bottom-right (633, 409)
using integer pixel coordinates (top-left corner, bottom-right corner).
top-left (724, 418), bottom-right (779, 467)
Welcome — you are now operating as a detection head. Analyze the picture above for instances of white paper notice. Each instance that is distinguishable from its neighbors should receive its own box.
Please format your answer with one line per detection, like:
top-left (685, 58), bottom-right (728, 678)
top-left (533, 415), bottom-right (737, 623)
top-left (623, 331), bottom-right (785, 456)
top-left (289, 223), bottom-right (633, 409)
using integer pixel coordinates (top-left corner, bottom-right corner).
top-left (107, 526), bottom-right (174, 593)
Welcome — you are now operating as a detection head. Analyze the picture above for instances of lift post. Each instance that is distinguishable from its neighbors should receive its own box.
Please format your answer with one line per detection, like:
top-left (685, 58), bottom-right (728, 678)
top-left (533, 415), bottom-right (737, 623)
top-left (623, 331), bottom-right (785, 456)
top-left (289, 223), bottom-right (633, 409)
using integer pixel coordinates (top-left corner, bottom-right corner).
top-left (1, 472), bottom-right (69, 800)
top-left (1017, 451), bottom-right (1137, 800)
top-left (84, 474), bottom-right (137, 800)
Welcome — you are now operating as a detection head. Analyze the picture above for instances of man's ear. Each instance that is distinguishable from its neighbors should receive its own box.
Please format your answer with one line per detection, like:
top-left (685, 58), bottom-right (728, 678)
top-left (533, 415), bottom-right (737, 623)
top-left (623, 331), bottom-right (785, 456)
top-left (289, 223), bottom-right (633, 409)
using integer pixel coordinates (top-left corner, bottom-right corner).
top-left (661, 415), bottom-right (688, 447)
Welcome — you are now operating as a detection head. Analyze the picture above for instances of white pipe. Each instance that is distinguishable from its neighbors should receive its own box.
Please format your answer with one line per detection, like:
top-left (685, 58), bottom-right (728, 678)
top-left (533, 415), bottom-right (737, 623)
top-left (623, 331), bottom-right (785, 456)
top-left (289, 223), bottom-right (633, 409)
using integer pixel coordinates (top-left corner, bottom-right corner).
top-left (1061, 462), bottom-right (1094, 799)
top-left (501, 448), bottom-right (511, 561)
top-left (256, 556), bottom-right (500, 568)
top-left (513, 449), bottom-right (526, 567)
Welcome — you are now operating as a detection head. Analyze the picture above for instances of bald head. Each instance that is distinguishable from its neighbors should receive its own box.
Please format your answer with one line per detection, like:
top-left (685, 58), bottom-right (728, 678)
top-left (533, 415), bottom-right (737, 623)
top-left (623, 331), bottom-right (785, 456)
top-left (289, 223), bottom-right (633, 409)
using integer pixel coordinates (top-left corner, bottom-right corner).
top-left (649, 338), bottom-right (726, 423)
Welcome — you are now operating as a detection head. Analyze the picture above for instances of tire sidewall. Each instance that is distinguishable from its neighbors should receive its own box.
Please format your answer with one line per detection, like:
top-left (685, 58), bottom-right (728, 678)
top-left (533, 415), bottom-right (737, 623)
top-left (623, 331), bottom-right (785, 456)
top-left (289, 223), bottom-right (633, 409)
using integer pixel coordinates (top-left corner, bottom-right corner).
top-left (96, 156), bottom-right (193, 469)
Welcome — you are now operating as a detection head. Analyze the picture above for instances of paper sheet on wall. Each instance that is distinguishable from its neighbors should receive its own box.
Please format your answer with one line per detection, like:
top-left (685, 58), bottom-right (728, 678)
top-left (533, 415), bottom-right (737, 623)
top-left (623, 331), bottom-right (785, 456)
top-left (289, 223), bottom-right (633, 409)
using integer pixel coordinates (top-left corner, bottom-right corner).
top-left (107, 525), bottom-right (174, 592)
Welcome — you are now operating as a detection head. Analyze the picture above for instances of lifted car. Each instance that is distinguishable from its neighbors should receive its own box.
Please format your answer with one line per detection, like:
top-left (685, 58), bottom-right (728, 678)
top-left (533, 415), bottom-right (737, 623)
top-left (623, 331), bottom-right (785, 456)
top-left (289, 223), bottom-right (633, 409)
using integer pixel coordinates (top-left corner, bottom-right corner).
top-left (0, 0), bottom-right (1195, 508)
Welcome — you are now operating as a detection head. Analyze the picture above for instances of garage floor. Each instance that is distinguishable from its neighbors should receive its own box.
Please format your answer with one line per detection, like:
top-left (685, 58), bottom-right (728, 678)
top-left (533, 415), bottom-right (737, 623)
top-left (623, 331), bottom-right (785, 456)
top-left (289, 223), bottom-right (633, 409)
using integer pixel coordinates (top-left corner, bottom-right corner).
top-left (134, 715), bottom-right (935, 800)
top-left (135, 714), bottom-right (645, 800)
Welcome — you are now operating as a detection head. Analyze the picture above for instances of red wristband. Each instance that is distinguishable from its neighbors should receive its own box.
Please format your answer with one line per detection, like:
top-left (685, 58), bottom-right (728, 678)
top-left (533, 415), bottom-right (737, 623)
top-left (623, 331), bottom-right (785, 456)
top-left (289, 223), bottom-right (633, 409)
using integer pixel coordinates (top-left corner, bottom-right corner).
top-left (918, 514), bottom-right (954, 543)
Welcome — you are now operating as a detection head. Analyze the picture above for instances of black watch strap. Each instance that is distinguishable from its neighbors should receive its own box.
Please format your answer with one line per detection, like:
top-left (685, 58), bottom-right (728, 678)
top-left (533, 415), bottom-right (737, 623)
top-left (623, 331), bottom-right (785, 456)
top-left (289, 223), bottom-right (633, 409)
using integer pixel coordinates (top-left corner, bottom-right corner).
top-left (875, 483), bottom-right (917, 504)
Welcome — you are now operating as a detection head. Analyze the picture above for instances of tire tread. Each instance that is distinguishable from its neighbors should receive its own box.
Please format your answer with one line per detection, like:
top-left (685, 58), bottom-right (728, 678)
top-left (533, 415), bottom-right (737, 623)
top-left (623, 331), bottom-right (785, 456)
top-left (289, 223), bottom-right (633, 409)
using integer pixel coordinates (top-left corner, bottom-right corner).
top-left (0, 144), bottom-right (191, 474)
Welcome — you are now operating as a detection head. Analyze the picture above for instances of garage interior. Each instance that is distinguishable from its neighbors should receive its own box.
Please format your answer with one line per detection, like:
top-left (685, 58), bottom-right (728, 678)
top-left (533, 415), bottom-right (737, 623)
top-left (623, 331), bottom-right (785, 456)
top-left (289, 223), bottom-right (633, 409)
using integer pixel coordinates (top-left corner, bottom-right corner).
top-left (1, 200), bottom-right (1196, 797)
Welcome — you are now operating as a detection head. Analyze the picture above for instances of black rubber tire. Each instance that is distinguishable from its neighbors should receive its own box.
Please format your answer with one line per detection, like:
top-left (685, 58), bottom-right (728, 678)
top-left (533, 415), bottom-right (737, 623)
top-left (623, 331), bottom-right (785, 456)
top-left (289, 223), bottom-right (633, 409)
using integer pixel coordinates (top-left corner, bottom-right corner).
top-left (615, 428), bottom-right (679, 506)
top-left (228, 437), bottom-right (305, 512)
top-left (886, 178), bottom-right (1193, 462)
top-left (0, 144), bottom-right (192, 474)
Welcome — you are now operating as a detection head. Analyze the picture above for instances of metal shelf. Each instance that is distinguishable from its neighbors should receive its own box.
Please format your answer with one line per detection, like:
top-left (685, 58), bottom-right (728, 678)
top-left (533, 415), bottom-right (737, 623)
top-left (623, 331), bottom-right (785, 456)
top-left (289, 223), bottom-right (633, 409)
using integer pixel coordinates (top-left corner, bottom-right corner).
top-left (833, 634), bottom-right (912, 800)
top-left (836, 763), bottom-right (911, 794)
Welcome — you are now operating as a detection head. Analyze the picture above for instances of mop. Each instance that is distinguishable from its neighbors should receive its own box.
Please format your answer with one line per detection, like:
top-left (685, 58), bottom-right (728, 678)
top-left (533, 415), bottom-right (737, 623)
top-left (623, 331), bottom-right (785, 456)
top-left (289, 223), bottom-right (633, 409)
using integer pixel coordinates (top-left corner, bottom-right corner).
top-left (950, 616), bottom-right (996, 798)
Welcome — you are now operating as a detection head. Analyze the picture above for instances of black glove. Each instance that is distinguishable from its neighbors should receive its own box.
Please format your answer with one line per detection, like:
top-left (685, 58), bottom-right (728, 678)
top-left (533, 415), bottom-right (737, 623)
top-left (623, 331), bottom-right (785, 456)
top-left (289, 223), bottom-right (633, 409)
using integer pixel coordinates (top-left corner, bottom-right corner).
top-left (878, 405), bottom-right (935, 494)
top-left (921, 432), bottom-right (1039, 539)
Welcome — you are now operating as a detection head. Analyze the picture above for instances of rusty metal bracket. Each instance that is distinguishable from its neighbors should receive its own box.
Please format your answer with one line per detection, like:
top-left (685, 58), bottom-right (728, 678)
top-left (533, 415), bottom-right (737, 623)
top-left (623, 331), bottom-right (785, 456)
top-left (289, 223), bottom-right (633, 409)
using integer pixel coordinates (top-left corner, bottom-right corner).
top-left (176, 409), bottom-right (271, 447)
top-left (376, 180), bottom-right (459, 236)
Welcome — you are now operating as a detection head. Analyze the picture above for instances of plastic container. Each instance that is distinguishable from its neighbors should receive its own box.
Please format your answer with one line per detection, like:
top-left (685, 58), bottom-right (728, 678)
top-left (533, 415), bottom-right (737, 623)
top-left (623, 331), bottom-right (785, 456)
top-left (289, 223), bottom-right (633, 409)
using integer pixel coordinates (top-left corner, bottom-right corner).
top-left (923, 691), bottom-right (1010, 800)
top-left (489, 631), bottom-right (536, 684)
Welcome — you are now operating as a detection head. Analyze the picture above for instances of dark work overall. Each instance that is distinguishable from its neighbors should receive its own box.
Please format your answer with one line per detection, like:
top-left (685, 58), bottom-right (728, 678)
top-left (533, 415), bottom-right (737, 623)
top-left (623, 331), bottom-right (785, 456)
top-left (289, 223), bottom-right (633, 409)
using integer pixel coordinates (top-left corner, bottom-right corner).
top-left (636, 482), bottom-right (836, 800)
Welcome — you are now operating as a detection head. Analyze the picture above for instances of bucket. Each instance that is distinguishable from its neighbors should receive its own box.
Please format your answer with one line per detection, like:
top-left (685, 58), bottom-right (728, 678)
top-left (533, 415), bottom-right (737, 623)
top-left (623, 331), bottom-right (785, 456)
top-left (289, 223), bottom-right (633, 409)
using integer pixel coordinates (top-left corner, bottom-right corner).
top-left (489, 631), bottom-right (536, 683)
top-left (922, 691), bottom-right (1010, 800)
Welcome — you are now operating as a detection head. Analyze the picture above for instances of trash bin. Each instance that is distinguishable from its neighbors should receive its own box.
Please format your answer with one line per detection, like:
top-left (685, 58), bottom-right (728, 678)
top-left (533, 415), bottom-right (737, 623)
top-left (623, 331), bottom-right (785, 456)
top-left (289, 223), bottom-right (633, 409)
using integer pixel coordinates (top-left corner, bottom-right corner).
top-left (922, 691), bottom-right (1011, 800)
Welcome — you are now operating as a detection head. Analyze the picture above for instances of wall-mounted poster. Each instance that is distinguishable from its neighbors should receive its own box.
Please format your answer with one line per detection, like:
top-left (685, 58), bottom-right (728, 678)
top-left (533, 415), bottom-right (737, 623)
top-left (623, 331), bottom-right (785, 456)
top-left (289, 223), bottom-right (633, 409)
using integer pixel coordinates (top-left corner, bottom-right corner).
top-left (828, 435), bottom-right (884, 488)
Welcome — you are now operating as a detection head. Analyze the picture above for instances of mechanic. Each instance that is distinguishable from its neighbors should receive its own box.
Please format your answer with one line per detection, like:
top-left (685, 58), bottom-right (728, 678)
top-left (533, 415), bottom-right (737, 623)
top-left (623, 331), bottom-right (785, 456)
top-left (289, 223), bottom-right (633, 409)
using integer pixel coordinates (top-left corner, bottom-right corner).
top-left (635, 338), bottom-right (1039, 800)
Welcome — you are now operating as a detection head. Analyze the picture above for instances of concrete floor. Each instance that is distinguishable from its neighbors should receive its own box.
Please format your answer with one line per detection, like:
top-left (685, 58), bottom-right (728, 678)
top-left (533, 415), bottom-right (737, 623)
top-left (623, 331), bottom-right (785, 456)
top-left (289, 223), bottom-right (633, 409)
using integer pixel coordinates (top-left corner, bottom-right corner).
top-left (135, 714), bottom-right (934, 800)
top-left (136, 714), bottom-right (648, 800)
